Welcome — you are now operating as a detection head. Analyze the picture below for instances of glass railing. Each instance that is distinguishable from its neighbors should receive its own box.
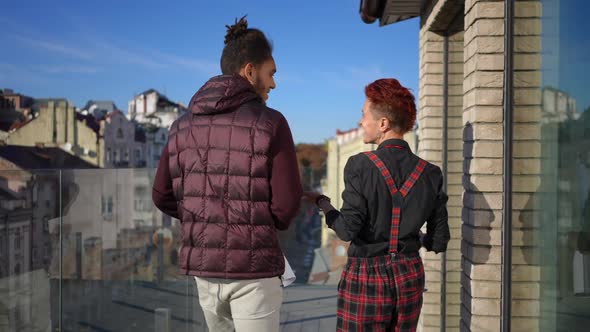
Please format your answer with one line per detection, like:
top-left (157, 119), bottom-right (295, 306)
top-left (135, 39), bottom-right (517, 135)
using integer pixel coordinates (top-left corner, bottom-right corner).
top-left (0, 168), bottom-right (338, 331)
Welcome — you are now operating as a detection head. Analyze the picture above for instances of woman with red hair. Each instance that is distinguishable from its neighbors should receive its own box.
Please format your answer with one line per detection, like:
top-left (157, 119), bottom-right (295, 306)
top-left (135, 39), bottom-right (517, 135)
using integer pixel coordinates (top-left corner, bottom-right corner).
top-left (305, 78), bottom-right (450, 331)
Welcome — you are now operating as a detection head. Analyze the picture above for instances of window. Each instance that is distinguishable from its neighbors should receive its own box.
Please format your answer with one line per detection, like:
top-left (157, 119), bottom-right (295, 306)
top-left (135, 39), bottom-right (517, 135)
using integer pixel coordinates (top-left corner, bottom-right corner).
top-left (154, 146), bottom-right (162, 161)
top-left (107, 196), bottom-right (113, 214)
top-left (116, 128), bottom-right (124, 139)
top-left (43, 216), bottom-right (49, 233)
top-left (14, 231), bottom-right (21, 251)
top-left (101, 196), bottom-right (113, 215)
top-left (32, 184), bottom-right (38, 202)
top-left (43, 244), bottom-right (50, 260)
top-left (134, 187), bottom-right (148, 212)
top-left (13, 307), bottom-right (23, 327)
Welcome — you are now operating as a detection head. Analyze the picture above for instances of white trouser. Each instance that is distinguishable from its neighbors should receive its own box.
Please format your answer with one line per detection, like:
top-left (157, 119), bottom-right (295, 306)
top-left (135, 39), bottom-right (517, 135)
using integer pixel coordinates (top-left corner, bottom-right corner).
top-left (195, 276), bottom-right (283, 332)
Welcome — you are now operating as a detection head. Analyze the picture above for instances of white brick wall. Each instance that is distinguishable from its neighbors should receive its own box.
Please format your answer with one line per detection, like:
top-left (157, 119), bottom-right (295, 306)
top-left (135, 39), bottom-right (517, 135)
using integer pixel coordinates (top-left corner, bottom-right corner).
top-left (418, 18), bottom-right (464, 329)
top-left (461, 1), bottom-right (543, 331)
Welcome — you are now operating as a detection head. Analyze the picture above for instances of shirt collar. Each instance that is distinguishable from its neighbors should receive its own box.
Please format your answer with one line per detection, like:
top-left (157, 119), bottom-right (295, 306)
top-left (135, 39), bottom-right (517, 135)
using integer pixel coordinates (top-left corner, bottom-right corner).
top-left (377, 138), bottom-right (410, 151)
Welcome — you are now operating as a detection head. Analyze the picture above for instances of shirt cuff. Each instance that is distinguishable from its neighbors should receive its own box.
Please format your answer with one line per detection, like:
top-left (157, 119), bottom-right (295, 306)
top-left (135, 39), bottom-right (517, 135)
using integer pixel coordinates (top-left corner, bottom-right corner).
top-left (325, 210), bottom-right (340, 228)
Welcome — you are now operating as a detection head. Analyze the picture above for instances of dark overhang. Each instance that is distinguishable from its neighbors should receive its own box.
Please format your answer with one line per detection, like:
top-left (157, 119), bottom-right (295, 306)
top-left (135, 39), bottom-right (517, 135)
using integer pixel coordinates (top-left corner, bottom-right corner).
top-left (360, 0), bottom-right (426, 26)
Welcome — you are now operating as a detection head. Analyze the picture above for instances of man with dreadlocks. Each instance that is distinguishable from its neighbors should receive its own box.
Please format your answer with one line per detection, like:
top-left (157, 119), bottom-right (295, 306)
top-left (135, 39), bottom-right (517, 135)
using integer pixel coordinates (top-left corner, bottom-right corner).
top-left (305, 78), bottom-right (450, 331)
top-left (152, 17), bottom-right (302, 332)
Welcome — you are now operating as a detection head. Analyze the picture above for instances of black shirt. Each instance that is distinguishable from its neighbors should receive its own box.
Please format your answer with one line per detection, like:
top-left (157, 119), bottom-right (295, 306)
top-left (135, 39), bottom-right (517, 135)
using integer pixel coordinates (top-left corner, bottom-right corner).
top-left (325, 139), bottom-right (450, 257)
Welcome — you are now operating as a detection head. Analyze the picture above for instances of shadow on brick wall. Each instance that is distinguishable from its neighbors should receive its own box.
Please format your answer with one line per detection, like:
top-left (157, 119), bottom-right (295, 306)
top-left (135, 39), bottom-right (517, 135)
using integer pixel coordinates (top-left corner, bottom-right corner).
top-left (461, 122), bottom-right (493, 329)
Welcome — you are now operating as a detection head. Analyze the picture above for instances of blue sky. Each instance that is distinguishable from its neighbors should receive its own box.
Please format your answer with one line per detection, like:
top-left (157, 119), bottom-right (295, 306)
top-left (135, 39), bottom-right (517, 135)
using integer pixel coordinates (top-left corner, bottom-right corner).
top-left (551, 0), bottom-right (590, 113)
top-left (0, 0), bottom-right (420, 143)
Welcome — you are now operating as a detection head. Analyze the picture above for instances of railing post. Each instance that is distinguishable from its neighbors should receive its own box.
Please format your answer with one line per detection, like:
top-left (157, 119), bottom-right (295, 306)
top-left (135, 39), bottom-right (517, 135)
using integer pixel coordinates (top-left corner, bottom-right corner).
top-left (76, 232), bottom-right (82, 279)
top-left (157, 233), bottom-right (164, 283)
top-left (58, 169), bottom-right (63, 332)
top-left (154, 308), bottom-right (171, 332)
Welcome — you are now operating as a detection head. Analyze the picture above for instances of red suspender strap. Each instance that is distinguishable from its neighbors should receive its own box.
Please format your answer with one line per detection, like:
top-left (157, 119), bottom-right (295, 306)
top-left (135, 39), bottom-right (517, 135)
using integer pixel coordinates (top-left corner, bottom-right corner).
top-left (363, 152), bottom-right (428, 254)
top-left (363, 152), bottom-right (398, 195)
top-left (399, 159), bottom-right (428, 197)
top-left (363, 151), bottom-right (400, 253)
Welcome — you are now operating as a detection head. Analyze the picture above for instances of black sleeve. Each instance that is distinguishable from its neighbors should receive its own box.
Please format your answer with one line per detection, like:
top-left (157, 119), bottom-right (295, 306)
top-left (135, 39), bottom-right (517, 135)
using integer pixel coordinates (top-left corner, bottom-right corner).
top-left (422, 167), bottom-right (450, 253)
top-left (325, 156), bottom-right (367, 242)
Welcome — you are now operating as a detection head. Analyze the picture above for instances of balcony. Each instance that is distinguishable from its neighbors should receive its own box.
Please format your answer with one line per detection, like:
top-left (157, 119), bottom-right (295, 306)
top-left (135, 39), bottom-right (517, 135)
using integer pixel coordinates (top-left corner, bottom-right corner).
top-left (0, 168), bottom-right (338, 331)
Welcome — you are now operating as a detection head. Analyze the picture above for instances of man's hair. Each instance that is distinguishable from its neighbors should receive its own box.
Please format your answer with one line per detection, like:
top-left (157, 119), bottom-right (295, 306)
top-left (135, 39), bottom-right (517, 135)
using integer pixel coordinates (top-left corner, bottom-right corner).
top-left (221, 16), bottom-right (273, 75)
top-left (365, 78), bottom-right (417, 134)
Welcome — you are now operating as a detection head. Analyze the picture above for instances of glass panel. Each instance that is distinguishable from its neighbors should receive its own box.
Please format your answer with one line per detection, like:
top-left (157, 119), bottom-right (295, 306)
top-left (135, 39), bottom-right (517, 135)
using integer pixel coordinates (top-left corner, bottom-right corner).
top-left (56, 168), bottom-right (206, 331)
top-left (0, 167), bottom-right (335, 331)
top-left (0, 166), bottom-right (340, 331)
top-left (514, 0), bottom-right (590, 330)
top-left (0, 169), bottom-right (60, 331)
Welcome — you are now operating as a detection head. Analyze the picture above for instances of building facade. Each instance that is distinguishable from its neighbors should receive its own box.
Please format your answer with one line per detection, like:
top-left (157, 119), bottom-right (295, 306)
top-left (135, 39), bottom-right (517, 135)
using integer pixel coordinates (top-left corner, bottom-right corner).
top-left (142, 125), bottom-right (168, 169)
top-left (5, 100), bottom-right (101, 166)
top-left (99, 110), bottom-right (146, 168)
top-left (0, 89), bottom-right (34, 112)
top-left (82, 100), bottom-right (117, 121)
top-left (0, 89), bottom-right (34, 142)
top-left (127, 89), bottom-right (186, 168)
top-left (127, 89), bottom-right (187, 129)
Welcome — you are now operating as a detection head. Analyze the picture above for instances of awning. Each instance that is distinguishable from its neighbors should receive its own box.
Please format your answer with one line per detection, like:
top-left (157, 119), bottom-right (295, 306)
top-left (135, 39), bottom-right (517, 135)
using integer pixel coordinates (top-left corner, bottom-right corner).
top-left (360, 0), bottom-right (426, 26)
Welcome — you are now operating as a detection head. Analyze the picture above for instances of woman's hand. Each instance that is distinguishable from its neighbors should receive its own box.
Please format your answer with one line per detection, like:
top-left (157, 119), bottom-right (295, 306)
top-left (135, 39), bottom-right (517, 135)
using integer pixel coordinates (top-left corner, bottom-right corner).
top-left (302, 191), bottom-right (322, 203)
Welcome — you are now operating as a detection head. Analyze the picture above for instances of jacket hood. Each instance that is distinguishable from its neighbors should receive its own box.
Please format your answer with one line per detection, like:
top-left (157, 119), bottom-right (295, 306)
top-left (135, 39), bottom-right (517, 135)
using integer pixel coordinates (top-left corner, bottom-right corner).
top-left (188, 75), bottom-right (261, 115)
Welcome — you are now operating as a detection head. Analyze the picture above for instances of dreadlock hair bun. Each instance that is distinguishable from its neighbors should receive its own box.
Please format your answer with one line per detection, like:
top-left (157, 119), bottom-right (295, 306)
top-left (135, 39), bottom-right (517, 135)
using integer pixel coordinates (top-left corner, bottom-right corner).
top-left (224, 16), bottom-right (249, 45)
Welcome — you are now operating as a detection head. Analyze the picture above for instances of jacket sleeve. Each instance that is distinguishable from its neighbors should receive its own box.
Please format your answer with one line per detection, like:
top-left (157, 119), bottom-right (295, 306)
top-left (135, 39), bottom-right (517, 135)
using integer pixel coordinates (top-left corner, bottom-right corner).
top-left (269, 114), bottom-right (303, 230)
top-left (152, 145), bottom-right (180, 219)
top-left (325, 156), bottom-right (367, 241)
top-left (422, 167), bottom-right (450, 253)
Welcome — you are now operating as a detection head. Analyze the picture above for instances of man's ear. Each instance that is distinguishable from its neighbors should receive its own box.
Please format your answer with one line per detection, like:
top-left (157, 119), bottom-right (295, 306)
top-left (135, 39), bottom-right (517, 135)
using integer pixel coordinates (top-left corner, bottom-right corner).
top-left (240, 63), bottom-right (256, 83)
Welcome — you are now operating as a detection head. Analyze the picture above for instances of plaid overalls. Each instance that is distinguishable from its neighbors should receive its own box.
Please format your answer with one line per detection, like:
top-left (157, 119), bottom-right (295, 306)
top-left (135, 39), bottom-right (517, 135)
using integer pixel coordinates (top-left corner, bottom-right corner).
top-left (336, 146), bottom-right (427, 332)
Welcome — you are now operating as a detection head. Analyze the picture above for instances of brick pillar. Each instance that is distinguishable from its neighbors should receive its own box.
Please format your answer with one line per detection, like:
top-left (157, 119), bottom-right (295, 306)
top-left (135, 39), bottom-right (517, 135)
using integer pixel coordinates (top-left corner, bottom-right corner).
top-left (446, 31), bottom-right (465, 332)
top-left (417, 27), bottom-right (464, 331)
top-left (511, 1), bottom-right (543, 330)
top-left (461, 1), bottom-right (542, 331)
top-left (418, 28), bottom-right (444, 332)
top-left (462, 1), bottom-right (505, 330)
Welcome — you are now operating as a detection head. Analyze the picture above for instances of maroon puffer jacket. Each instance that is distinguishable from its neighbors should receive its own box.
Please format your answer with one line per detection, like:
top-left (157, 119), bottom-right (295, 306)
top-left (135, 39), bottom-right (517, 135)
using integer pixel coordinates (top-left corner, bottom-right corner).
top-left (167, 75), bottom-right (299, 279)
